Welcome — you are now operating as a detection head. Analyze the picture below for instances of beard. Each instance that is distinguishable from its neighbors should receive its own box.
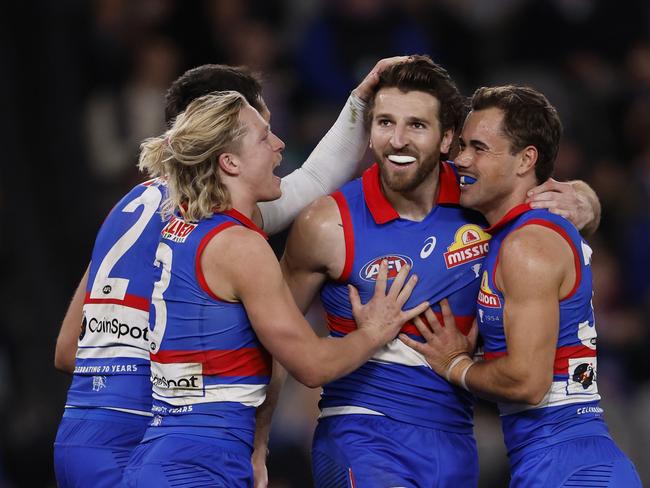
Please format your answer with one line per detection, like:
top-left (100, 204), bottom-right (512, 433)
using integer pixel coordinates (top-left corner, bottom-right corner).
top-left (377, 148), bottom-right (441, 193)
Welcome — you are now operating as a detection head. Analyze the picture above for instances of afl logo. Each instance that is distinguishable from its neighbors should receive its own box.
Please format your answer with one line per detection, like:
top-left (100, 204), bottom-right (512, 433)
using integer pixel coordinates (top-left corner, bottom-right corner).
top-left (359, 254), bottom-right (413, 282)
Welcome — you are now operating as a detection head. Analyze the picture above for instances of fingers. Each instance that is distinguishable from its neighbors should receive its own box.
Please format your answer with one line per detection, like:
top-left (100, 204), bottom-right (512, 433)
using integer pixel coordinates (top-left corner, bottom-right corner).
top-left (413, 314), bottom-right (435, 342)
top-left (527, 178), bottom-right (562, 196)
top-left (348, 284), bottom-right (361, 315)
top-left (394, 272), bottom-right (419, 308)
top-left (388, 263), bottom-right (411, 298)
top-left (398, 333), bottom-right (427, 355)
top-left (372, 260), bottom-right (388, 298)
top-left (401, 300), bottom-right (430, 323)
top-left (468, 318), bottom-right (479, 350)
top-left (439, 299), bottom-right (455, 328)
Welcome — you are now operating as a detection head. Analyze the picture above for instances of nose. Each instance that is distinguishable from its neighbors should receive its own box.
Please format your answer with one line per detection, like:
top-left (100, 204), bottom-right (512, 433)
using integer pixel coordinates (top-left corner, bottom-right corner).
top-left (271, 132), bottom-right (285, 152)
top-left (455, 146), bottom-right (471, 169)
top-left (389, 124), bottom-right (408, 150)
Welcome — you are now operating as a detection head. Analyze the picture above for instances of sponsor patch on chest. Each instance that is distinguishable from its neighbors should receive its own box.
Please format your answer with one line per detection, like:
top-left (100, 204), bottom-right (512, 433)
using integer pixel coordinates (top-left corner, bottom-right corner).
top-left (443, 224), bottom-right (490, 268)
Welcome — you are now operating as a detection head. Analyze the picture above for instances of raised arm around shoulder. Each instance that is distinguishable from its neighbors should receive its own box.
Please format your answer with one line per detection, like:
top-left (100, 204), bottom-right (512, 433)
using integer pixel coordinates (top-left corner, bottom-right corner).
top-left (280, 195), bottom-right (344, 313)
top-left (55, 267), bottom-right (89, 373)
top-left (255, 94), bottom-right (368, 234)
top-left (256, 56), bottom-right (412, 234)
top-left (201, 225), bottom-right (424, 388)
top-left (460, 225), bottom-right (574, 404)
top-left (526, 178), bottom-right (601, 236)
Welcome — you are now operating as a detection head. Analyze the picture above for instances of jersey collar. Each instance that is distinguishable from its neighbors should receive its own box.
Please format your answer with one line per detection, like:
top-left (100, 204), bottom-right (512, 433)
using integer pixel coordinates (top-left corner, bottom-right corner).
top-left (362, 161), bottom-right (461, 224)
top-left (223, 208), bottom-right (268, 240)
top-left (484, 203), bottom-right (532, 234)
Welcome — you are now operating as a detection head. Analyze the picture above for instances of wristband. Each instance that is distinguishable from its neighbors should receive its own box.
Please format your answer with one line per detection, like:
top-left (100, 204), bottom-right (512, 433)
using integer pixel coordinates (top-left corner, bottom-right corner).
top-left (459, 361), bottom-right (474, 392)
top-left (445, 354), bottom-right (471, 382)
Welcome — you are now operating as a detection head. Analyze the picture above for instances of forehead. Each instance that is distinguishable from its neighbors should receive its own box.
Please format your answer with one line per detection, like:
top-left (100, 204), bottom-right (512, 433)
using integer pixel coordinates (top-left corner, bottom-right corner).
top-left (239, 103), bottom-right (268, 132)
top-left (373, 87), bottom-right (440, 122)
top-left (462, 107), bottom-right (506, 141)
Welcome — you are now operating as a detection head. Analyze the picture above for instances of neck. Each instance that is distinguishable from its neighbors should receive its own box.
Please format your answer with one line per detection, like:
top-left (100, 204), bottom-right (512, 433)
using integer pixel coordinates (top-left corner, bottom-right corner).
top-left (381, 165), bottom-right (440, 221)
top-left (227, 193), bottom-right (257, 220)
top-left (482, 186), bottom-right (530, 226)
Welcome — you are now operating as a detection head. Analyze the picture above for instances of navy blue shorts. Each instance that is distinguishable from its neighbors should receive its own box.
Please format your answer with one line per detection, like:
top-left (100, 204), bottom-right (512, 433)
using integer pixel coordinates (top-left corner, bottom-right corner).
top-left (123, 434), bottom-right (253, 488)
top-left (312, 415), bottom-right (478, 488)
top-left (54, 408), bottom-right (150, 488)
top-left (510, 436), bottom-right (641, 487)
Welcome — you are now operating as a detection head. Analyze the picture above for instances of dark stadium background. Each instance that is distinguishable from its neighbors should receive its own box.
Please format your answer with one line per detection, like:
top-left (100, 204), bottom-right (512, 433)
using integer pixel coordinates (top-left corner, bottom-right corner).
top-left (2, 1), bottom-right (649, 486)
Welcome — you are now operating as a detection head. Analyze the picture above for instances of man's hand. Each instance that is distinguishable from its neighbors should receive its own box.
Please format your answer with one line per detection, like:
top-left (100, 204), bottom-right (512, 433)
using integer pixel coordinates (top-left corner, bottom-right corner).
top-left (251, 447), bottom-right (268, 488)
top-left (350, 260), bottom-right (429, 347)
top-left (526, 178), bottom-right (601, 235)
top-left (399, 299), bottom-right (477, 378)
top-left (352, 56), bottom-right (412, 102)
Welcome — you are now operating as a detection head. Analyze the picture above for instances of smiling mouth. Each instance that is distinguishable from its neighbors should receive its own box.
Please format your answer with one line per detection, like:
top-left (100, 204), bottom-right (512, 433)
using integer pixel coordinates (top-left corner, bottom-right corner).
top-left (387, 154), bottom-right (416, 165)
top-left (459, 175), bottom-right (477, 187)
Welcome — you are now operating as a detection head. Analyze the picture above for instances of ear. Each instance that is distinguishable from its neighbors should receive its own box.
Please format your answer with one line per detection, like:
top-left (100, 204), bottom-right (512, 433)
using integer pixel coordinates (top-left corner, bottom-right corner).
top-left (218, 152), bottom-right (240, 176)
top-left (516, 145), bottom-right (538, 176)
top-left (440, 129), bottom-right (454, 155)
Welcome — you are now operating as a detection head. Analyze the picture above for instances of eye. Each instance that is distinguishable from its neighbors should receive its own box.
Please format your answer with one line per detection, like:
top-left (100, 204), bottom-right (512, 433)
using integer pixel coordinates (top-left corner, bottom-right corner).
top-left (412, 122), bottom-right (425, 129)
top-left (377, 119), bottom-right (391, 127)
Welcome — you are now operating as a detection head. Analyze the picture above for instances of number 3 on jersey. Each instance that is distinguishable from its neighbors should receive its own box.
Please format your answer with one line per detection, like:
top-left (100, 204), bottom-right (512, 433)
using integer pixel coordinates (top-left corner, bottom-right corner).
top-left (89, 186), bottom-right (163, 300)
top-left (150, 242), bottom-right (172, 354)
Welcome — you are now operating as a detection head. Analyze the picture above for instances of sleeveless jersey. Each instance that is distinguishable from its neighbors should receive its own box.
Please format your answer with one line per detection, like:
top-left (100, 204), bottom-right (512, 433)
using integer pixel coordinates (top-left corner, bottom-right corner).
top-left (65, 179), bottom-right (167, 416)
top-left (477, 204), bottom-right (608, 459)
top-left (144, 209), bottom-right (272, 447)
top-left (319, 163), bottom-right (488, 432)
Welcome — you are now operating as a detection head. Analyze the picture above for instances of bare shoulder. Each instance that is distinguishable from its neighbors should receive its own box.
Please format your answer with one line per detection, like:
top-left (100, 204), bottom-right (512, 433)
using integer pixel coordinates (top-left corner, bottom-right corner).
top-left (497, 224), bottom-right (571, 294)
top-left (292, 195), bottom-right (342, 240)
top-left (284, 195), bottom-right (345, 277)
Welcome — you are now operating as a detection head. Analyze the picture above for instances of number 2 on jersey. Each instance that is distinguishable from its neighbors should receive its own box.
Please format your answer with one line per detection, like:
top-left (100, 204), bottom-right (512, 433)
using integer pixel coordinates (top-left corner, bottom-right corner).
top-left (89, 186), bottom-right (163, 300)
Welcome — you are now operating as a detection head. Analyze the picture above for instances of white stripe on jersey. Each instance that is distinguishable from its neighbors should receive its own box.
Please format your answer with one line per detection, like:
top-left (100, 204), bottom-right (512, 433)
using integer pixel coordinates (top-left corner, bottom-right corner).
top-left (368, 337), bottom-right (432, 368)
top-left (319, 406), bottom-right (385, 418)
top-left (152, 383), bottom-right (266, 408)
top-left (76, 344), bottom-right (149, 360)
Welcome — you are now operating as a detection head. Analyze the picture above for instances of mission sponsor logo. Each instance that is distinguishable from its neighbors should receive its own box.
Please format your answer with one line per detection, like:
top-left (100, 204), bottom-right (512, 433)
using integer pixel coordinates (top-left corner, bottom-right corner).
top-left (478, 271), bottom-right (501, 308)
top-left (444, 225), bottom-right (490, 269)
top-left (359, 254), bottom-right (413, 282)
top-left (161, 216), bottom-right (197, 243)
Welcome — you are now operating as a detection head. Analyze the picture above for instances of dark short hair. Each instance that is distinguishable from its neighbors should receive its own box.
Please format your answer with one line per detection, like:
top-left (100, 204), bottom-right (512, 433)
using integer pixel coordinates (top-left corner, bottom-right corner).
top-left (165, 64), bottom-right (264, 125)
top-left (470, 85), bottom-right (562, 183)
top-left (369, 55), bottom-right (467, 134)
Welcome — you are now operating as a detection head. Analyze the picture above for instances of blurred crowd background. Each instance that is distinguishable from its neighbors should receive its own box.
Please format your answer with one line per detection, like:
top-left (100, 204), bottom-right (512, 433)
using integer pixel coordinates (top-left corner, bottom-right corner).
top-left (1, 0), bottom-right (649, 486)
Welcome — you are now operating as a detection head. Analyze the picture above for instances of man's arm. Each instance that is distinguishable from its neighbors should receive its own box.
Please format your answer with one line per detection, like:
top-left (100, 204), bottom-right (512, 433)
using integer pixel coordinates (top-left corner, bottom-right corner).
top-left (202, 226), bottom-right (427, 388)
top-left (402, 225), bottom-right (574, 404)
top-left (280, 196), bottom-right (344, 313)
top-left (54, 267), bottom-right (89, 373)
top-left (255, 56), bottom-right (410, 234)
top-left (527, 178), bottom-right (601, 236)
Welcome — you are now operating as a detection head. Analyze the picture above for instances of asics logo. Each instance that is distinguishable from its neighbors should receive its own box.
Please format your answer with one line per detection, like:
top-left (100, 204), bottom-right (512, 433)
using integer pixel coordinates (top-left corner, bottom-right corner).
top-left (420, 236), bottom-right (437, 259)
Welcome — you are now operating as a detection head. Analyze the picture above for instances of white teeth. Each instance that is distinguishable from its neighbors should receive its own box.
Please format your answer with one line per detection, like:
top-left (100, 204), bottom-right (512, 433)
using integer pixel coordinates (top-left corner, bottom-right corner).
top-left (388, 155), bottom-right (416, 164)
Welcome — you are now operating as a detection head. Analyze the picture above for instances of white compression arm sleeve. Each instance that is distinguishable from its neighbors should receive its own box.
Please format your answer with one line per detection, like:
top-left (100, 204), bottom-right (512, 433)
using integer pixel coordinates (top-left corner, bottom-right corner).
top-left (258, 93), bottom-right (370, 235)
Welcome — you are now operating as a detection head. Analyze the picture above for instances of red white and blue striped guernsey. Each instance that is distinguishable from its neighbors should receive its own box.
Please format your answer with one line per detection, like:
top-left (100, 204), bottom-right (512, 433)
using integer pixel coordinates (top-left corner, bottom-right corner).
top-left (142, 208), bottom-right (272, 448)
top-left (318, 162), bottom-right (488, 432)
top-left (477, 204), bottom-right (608, 462)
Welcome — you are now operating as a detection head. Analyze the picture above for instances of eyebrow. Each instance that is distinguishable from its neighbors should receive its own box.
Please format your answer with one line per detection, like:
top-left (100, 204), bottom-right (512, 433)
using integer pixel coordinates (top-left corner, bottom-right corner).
top-left (460, 136), bottom-right (490, 150)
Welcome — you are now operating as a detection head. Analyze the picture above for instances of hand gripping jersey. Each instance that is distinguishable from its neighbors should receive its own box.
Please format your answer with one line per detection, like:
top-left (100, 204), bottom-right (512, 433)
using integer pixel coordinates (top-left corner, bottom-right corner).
top-left (478, 204), bottom-right (608, 460)
top-left (65, 179), bottom-right (167, 416)
top-left (143, 209), bottom-right (271, 447)
top-left (319, 163), bottom-right (488, 432)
